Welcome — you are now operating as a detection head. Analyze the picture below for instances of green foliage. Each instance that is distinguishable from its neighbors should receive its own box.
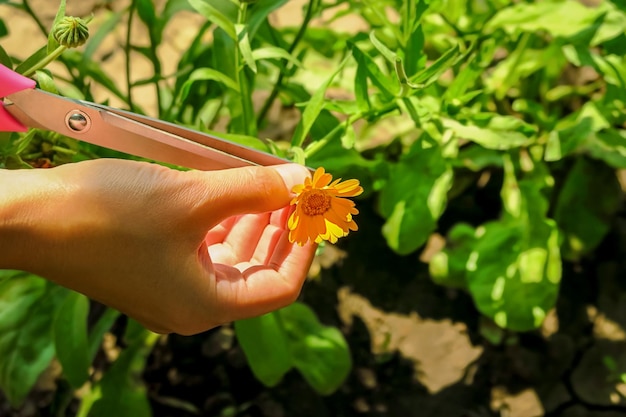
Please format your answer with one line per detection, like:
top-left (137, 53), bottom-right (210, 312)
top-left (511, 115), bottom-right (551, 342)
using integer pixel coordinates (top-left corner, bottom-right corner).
top-left (236, 302), bottom-right (351, 395)
top-left (1, 0), bottom-right (626, 413)
top-left (0, 272), bottom-right (67, 405)
top-left (53, 292), bottom-right (90, 388)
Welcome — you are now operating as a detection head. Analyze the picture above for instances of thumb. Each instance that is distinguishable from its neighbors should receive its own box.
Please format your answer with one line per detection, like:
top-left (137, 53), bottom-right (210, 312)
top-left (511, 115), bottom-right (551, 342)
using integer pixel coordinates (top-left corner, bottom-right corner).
top-left (189, 163), bottom-right (310, 220)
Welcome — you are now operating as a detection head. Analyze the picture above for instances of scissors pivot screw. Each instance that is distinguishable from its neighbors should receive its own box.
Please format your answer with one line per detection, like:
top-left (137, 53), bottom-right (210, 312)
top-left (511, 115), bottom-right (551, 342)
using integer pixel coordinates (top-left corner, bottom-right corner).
top-left (66, 110), bottom-right (91, 133)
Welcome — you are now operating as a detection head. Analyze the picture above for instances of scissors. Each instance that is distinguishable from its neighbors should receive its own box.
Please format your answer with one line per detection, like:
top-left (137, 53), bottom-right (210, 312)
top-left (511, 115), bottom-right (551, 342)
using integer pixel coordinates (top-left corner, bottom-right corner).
top-left (0, 63), bottom-right (290, 170)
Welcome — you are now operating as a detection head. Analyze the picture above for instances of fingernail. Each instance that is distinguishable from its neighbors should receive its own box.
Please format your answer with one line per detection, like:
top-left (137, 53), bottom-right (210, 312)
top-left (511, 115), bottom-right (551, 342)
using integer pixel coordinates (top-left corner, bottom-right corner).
top-left (273, 164), bottom-right (311, 192)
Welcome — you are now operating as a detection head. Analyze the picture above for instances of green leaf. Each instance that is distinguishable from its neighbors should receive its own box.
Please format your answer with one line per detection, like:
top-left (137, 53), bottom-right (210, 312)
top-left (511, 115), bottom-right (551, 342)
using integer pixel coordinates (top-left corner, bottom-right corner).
top-left (0, 19), bottom-right (8, 38)
top-left (0, 44), bottom-right (11, 68)
top-left (486, 37), bottom-right (563, 100)
top-left (85, 324), bottom-right (158, 417)
top-left (252, 46), bottom-right (302, 67)
top-left (178, 67), bottom-right (239, 103)
top-left (444, 38), bottom-right (496, 103)
top-left (277, 303), bottom-right (351, 395)
top-left (341, 121), bottom-right (356, 149)
top-left (291, 55), bottom-right (349, 147)
top-left (188, 0), bottom-right (237, 41)
top-left (47, 0), bottom-right (66, 53)
top-left (163, 0), bottom-right (195, 22)
top-left (467, 219), bottom-right (561, 331)
top-left (369, 31), bottom-right (396, 63)
top-left (234, 313), bottom-right (292, 387)
top-left (586, 129), bottom-right (626, 168)
top-left (466, 156), bottom-right (562, 331)
top-left (88, 308), bottom-right (121, 362)
top-left (53, 292), bottom-right (90, 388)
top-left (429, 223), bottom-right (477, 289)
top-left (34, 70), bottom-right (58, 94)
top-left (351, 44), bottom-right (397, 98)
top-left (247, 0), bottom-right (289, 39)
top-left (236, 24), bottom-right (257, 73)
top-left (0, 277), bottom-right (67, 406)
top-left (455, 144), bottom-right (504, 171)
top-left (306, 134), bottom-right (378, 194)
top-left (443, 116), bottom-right (535, 150)
top-left (403, 20), bottom-right (425, 77)
top-left (486, 1), bottom-right (607, 40)
top-left (354, 62), bottom-right (370, 112)
top-left (136, 0), bottom-right (162, 45)
top-left (205, 130), bottom-right (271, 152)
top-left (409, 43), bottom-right (461, 88)
top-left (545, 102), bottom-right (609, 162)
top-left (380, 140), bottom-right (454, 255)
top-left (14, 45), bottom-right (47, 75)
top-left (554, 158), bottom-right (621, 260)
top-left (61, 51), bottom-right (127, 101)
top-left (136, 0), bottom-right (157, 28)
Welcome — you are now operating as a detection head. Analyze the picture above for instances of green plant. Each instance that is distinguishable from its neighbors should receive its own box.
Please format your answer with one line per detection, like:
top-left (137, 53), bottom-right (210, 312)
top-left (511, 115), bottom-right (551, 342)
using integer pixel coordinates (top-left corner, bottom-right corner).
top-left (0, 0), bottom-right (625, 414)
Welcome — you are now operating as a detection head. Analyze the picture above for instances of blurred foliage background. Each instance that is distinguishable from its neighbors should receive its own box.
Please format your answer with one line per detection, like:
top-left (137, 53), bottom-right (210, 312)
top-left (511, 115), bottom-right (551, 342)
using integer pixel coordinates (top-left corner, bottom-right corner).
top-left (1, 0), bottom-right (626, 415)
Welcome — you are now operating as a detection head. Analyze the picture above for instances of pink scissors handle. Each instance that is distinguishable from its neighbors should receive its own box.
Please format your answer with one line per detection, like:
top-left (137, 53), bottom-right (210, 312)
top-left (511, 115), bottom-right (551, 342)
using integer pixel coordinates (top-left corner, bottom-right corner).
top-left (0, 64), bottom-right (36, 132)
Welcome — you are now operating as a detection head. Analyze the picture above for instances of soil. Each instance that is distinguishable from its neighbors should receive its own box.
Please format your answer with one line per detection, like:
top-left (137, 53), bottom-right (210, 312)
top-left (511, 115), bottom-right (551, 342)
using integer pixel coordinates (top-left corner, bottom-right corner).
top-left (2, 1), bottom-right (626, 417)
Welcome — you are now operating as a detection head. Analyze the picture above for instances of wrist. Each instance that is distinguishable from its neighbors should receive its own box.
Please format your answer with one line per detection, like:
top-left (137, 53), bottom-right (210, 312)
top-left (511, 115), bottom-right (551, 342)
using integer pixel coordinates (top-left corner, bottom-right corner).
top-left (0, 168), bottom-right (68, 272)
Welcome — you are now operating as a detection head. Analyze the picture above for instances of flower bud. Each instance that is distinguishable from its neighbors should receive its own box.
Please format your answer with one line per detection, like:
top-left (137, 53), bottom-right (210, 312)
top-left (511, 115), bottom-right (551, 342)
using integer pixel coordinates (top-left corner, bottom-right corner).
top-left (52, 16), bottom-right (89, 48)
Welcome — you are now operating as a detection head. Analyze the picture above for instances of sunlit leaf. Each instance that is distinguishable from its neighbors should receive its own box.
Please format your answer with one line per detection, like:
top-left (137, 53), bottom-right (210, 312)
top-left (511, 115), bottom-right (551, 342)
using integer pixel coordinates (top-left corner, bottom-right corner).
top-left (291, 56), bottom-right (349, 147)
top-left (467, 219), bottom-right (561, 331)
top-left (247, 0), bottom-right (289, 38)
top-left (429, 223), bottom-right (477, 289)
top-left (252, 46), bottom-right (302, 67)
top-left (188, 0), bottom-right (237, 40)
top-left (486, 1), bottom-right (607, 40)
top-left (467, 156), bottom-right (561, 331)
top-left (443, 116), bottom-right (535, 150)
top-left (234, 313), bottom-right (292, 387)
top-left (236, 24), bottom-right (257, 73)
top-left (278, 303), bottom-right (351, 395)
top-left (380, 139), bottom-right (454, 255)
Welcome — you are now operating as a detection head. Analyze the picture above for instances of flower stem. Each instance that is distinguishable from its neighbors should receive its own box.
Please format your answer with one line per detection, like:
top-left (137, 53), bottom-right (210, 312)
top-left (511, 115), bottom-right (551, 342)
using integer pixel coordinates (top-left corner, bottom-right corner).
top-left (22, 45), bottom-right (67, 77)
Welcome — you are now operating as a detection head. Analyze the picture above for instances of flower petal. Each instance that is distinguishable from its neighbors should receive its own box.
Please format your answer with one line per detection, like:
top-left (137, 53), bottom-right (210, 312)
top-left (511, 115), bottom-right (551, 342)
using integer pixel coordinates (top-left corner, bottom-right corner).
top-left (334, 179), bottom-right (363, 197)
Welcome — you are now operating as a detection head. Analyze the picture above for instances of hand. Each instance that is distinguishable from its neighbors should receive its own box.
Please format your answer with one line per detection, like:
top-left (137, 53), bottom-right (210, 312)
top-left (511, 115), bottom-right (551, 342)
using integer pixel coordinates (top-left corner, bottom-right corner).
top-left (0, 159), bottom-right (315, 335)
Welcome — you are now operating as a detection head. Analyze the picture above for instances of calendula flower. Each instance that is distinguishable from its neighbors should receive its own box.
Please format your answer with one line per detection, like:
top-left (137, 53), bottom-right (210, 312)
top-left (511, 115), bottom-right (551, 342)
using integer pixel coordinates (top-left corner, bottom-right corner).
top-left (288, 167), bottom-right (363, 246)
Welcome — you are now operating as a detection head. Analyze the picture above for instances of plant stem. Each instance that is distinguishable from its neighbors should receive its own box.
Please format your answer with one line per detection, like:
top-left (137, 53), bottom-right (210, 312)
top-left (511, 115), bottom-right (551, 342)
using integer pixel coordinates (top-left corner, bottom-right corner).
top-left (257, 0), bottom-right (319, 124)
top-left (303, 102), bottom-right (398, 159)
top-left (125, 2), bottom-right (136, 112)
top-left (235, 1), bottom-right (256, 136)
top-left (21, 0), bottom-right (48, 37)
top-left (22, 45), bottom-right (66, 77)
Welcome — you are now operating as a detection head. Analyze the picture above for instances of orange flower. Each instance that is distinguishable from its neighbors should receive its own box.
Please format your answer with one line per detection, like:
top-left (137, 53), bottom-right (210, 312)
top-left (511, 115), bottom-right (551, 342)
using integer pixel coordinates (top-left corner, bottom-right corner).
top-left (288, 167), bottom-right (363, 246)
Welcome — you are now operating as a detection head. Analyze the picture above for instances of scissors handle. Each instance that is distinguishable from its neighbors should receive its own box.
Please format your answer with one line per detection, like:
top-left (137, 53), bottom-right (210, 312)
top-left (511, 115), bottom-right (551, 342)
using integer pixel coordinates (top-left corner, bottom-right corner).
top-left (0, 64), bottom-right (36, 132)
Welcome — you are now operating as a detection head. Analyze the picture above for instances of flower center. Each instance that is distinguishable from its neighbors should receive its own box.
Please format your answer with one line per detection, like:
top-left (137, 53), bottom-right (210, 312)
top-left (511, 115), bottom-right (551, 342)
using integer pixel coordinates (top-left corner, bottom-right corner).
top-left (301, 190), bottom-right (332, 216)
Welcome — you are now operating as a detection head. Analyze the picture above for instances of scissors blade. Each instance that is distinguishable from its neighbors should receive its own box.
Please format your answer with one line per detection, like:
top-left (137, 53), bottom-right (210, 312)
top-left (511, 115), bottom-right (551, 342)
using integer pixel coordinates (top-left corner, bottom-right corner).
top-left (4, 88), bottom-right (289, 170)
